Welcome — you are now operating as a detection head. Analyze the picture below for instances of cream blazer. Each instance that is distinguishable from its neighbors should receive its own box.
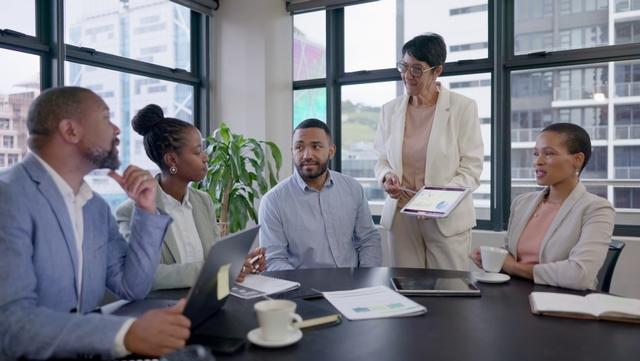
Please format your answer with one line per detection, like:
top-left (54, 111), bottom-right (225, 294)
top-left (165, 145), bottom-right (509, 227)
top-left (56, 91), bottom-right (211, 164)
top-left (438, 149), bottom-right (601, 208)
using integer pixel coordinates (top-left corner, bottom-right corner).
top-left (507, 182), bottom-right (615, 290)
top-left (116, 182), bottom-right (219, 290)
top-left (374, 85), bottom-right (484, 237)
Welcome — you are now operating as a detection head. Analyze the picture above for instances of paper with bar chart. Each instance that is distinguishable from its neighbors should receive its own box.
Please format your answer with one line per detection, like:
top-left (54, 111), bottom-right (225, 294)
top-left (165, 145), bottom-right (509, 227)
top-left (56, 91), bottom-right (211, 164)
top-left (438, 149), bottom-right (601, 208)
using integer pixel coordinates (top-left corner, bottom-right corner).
top-left (322, 286), bottom-right (426, 320)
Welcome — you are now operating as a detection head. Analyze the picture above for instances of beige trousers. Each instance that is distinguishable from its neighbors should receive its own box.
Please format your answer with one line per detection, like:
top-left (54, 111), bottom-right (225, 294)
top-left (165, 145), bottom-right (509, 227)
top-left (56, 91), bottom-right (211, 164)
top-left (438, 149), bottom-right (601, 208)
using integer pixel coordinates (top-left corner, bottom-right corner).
top-left (389, 211), bottom-right (471, 271)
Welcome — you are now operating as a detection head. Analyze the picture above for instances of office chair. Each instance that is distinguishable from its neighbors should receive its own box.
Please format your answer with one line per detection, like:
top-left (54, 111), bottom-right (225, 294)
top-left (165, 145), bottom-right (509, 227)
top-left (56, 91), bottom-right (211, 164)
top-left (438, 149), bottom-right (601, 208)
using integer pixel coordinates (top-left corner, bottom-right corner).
top-left (596, 239), bottom-right (626, 293)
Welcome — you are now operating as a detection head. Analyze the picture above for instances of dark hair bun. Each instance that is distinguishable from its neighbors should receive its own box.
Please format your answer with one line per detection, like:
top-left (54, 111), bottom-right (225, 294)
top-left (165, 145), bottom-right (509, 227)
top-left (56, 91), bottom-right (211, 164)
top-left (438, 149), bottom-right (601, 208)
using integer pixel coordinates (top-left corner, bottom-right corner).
top-left (132, 104), bottom-right (164, 136)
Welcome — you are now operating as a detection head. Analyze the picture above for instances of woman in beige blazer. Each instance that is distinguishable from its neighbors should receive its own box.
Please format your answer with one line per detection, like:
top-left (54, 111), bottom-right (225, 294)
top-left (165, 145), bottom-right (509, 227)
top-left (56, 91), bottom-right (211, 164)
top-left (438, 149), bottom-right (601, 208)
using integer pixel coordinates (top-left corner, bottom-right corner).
top-left (374, 33), bottom-right (484, 270)
top-left (472, 123), bottom-right (614, 290)
top-left (117, 104), bottom-right (265, 290)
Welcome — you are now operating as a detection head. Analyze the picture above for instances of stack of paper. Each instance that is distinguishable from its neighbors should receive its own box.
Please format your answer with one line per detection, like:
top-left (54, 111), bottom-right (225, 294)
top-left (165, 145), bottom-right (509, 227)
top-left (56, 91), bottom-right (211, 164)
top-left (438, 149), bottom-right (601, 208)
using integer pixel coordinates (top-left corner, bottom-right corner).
top-left (322, 285), bottom-right (427, 320)
top-left (231, 274), bottom-right (300, 299)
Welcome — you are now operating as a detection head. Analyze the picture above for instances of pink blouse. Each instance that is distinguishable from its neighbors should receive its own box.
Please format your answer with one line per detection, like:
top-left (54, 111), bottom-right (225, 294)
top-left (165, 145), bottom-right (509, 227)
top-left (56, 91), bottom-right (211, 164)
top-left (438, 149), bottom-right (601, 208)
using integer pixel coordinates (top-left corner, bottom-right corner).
top-left (398, 103), bottom-right (436, 208)
top-left (516, 200), bottom-right (562, 264)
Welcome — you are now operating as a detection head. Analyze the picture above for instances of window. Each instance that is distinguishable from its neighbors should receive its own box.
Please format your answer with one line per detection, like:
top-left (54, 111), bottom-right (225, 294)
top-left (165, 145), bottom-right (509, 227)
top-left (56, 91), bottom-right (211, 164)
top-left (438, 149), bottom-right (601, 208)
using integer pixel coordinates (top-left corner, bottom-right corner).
top-left (292, 1), bottom-right (640, 234)
top-left (341, 82), bottom-right (397, 203)
top-left (0, 0), bottom-right (35, 36)
top-left (515, 0), bottom-right (613, 55)
top-left (7, 154), bottom-right (18, 166)
top-left (2, 136), bottom-right (13, 148)
top-left (439, 73), bottom-right (492, 219)
top-left (0, 49), bottom-right (39, 170)
top-left (293, 11), bottom-right (326, 81)
top-left (1, 1), bottom-right (208, 212)
top-left (294, 88), bottom-right (326, 126)
top-left (512, 62), bottom-right (640, 223)
top-left (616, 0), bottom-right (640, 12)
top-left (450, 4), bottom-right (488, 16)
top-left (344, 0), bottom-right (396, 72)
top-left (65, 0), bottom-right (191, 70)
top-left (66, 63), bottom-right (195, 210)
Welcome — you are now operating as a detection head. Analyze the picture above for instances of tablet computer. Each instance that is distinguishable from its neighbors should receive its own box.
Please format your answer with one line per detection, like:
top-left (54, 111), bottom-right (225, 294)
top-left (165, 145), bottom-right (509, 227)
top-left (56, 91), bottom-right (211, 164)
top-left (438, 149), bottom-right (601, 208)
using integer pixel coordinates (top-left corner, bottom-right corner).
top-left (390, 275), bottom-right (480, 296)
top-left (400, 186), bottom-right (469, 218)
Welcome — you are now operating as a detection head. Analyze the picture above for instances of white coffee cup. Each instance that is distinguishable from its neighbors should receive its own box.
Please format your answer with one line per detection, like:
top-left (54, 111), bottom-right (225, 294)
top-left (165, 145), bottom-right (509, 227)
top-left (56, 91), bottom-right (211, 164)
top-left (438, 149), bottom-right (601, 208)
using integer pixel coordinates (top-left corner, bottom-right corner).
top-left (254, 299), bottom-right (302, 342)
top-left (480, 246), bottom-right (508, 273)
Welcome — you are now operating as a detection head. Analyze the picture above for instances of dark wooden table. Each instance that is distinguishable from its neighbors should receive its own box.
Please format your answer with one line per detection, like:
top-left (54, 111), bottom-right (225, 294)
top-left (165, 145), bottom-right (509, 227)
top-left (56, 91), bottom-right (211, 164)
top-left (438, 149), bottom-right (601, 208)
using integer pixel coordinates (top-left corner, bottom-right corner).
top-left (150, 267), bottom-right (640, 361)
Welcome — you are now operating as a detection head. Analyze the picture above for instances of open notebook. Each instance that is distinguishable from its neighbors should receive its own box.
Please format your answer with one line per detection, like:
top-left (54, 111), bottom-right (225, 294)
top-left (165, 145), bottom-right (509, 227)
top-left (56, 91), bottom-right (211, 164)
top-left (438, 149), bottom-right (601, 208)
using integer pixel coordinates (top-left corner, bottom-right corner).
top-left (231, 274), bottom-right (300, 299)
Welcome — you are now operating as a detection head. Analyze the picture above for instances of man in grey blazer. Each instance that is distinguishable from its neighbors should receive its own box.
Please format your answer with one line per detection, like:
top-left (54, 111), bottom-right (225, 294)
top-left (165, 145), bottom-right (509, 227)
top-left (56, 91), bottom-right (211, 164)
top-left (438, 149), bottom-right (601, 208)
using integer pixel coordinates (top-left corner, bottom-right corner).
top-left (0, 87), bottom-right (190, 360)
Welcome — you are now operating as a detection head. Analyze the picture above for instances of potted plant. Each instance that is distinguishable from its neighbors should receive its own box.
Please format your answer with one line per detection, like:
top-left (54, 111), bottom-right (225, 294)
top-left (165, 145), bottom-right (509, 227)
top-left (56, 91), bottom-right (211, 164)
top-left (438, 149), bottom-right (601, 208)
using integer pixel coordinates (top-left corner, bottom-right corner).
top-left (193, 123), bottom-right (282, 235)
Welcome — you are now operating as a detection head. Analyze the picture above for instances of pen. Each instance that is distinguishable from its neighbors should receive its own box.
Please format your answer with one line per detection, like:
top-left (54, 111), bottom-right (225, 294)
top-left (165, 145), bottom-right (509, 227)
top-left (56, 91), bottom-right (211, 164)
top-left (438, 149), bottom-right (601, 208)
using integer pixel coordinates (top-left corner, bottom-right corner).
top-left (249, 254), bottom-right (262, 264)
top-left (248, 254), bottom-right (263, 271)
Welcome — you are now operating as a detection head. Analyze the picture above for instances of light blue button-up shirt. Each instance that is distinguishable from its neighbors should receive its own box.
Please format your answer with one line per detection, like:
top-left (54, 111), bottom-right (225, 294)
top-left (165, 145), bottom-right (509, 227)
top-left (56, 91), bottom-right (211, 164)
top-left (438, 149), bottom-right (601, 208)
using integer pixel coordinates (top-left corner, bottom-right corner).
top-left (259, 169), bottom-right (382, 270)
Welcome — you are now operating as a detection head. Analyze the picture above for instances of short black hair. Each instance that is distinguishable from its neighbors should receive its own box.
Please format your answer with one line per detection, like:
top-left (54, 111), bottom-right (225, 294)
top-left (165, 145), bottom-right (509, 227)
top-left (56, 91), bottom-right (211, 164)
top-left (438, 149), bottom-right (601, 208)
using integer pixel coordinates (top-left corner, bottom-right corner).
top-left (294, 118), bottom-right (331, 137)
top-left (542, 122), bottom-right (592, 173)
top-left (27, 86), bottom-right (96, 150)
top-left (402, 33), bottom-right (447, 68)
top-left (131, 104), bottom-right (195, 171)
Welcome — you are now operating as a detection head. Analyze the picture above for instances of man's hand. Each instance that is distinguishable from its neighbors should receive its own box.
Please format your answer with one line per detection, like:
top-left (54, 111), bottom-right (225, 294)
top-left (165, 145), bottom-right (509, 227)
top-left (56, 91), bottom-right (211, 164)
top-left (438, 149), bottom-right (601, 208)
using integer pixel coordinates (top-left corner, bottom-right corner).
top-left (124, 299), bottom-right (191, 357)
top-left (236, 247), bottom-right (266, 282)
top-left (383, 172), bottom-right (401, 199)
top-left (109, 165), bottom-right (157, 214)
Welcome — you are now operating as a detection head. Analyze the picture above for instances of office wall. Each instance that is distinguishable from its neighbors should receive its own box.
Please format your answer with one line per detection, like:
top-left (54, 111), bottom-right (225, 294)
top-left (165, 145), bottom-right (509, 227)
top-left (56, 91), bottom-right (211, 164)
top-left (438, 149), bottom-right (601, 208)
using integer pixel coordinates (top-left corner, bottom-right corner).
top-left (212, 0), bottom-right (293, 177)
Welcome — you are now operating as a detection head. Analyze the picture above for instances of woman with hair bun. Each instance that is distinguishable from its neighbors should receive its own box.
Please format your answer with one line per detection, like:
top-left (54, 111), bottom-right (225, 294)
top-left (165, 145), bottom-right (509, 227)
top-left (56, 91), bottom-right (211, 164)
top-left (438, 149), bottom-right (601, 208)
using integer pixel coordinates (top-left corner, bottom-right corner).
top-left (116, 104), bottom-right (265, 290)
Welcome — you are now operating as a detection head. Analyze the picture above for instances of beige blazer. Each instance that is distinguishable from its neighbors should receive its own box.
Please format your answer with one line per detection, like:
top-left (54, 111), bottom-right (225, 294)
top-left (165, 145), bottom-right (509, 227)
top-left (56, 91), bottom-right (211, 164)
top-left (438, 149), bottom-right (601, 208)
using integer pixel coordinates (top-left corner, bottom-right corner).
top-left (507, 182), bottom-right (615, 290)
top-left (374, 85), bottom-right (484, 236)
top-left (116, 181), bottom-right (219, 290)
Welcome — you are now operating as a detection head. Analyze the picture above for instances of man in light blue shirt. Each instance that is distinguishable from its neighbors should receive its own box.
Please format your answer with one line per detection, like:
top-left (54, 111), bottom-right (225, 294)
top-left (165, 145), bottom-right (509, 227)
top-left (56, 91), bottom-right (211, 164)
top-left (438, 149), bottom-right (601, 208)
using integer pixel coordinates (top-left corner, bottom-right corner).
top-left (259, 118), bottom-right (382, 270)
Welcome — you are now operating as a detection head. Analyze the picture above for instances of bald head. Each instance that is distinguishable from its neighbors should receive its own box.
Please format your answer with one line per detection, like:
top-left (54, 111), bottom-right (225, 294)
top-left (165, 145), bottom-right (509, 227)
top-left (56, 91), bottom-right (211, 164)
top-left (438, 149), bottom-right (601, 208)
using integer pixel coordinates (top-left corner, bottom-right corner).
top-left (27, 86), bottom-right (99, 150)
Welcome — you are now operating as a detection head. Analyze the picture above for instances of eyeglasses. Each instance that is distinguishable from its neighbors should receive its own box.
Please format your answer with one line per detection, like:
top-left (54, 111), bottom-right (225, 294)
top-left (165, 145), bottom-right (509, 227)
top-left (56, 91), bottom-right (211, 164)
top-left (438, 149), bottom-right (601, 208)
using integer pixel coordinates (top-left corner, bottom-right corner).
top-left (396, 61), bottom-right (437, 78)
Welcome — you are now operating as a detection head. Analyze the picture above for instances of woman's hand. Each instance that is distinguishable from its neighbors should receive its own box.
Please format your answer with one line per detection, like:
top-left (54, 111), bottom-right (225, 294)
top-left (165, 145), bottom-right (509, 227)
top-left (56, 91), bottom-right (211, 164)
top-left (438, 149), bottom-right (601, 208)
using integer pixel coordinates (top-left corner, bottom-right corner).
top-left (383, 173), bottom-right (402, 199)
top-left (469, 248), bottom-right (482, 269)
top-left (501, 254), bottom-right (534, 280)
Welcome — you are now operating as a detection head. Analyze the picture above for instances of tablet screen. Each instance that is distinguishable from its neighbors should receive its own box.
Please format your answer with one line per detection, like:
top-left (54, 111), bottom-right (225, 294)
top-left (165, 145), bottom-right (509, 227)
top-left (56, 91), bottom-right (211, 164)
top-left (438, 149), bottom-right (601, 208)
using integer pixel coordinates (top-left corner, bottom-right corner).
top-left (402, 187), bottom-right (467, 216)
top-left (402, 187), bottom-right (468, 218)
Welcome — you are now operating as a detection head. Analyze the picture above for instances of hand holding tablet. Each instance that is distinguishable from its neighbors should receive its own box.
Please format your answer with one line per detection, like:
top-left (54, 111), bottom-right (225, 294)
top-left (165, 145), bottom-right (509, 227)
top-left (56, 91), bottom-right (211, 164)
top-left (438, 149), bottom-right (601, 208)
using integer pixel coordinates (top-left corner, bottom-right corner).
top-left (400, 186), bottom-right (469, 218)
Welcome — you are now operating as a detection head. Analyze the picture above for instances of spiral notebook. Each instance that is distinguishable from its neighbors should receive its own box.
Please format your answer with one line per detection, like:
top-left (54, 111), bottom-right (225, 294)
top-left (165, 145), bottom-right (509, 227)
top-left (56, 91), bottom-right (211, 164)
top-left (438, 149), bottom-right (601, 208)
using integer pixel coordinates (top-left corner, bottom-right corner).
top-left (231, 274), bottom-right (301, 299)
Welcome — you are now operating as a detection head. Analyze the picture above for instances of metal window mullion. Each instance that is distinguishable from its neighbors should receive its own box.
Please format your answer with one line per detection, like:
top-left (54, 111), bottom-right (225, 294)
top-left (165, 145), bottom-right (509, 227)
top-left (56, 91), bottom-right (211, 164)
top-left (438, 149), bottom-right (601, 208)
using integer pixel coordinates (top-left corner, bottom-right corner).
top-left (293, 78), bottom-right (327, 90)
top-left (327, 8), bottom-right (343, 172)
top-left (65, 46), bottom-right (199, 85)
top-left (37, 0), bottom-right (64, 89)
top-left (0, 35), bottom-right (49, 55)
top-left (191, 10), bottom-right (209, 135)
top-left (506, 44), bottom-right (640, 71)
top-left (493, 0), bottom-right (511, 231)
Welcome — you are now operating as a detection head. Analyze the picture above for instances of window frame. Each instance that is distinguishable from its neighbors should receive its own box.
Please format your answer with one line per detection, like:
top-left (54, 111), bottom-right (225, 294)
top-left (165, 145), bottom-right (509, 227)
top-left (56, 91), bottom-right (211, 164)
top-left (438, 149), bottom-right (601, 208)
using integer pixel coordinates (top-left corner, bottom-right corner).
top-left (0, 0), bottom-right (210, 140)
top-left (291, 0), bottom-right (640, 236)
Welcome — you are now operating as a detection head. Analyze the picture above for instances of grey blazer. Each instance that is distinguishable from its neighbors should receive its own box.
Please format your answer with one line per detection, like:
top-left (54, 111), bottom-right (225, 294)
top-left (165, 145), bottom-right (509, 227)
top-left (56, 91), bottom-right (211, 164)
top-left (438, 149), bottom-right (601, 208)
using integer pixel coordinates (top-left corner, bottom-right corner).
top-left (506, 182), bottom-right (615, 290)
top-left (116, 181), bottom-right (219, 290)
top-left (0, 155), bottom-right (171, 359)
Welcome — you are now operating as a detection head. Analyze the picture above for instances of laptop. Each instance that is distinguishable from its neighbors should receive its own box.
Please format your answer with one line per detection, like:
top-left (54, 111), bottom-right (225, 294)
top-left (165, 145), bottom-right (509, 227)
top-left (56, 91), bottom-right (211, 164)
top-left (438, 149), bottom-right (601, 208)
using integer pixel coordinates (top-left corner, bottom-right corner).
top-left (390, 274), bottom-right (480, 296)
top-left (113, 225), bottom-right (260, 328)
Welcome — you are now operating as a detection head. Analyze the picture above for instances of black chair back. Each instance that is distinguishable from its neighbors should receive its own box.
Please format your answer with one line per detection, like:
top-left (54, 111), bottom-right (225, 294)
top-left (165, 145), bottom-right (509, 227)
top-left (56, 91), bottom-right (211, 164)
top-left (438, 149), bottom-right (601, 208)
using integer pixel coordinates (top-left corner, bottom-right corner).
top-left (596, 239), bottom-right (625, 293)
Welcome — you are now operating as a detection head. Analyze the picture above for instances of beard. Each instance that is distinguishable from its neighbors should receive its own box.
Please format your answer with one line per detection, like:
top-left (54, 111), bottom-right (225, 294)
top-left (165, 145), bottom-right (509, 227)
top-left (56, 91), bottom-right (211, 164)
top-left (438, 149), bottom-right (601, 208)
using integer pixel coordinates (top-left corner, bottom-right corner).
top-left (83, 138), bottom-right (120, 170)
top-left (295, 158), bottom-right (329, 181)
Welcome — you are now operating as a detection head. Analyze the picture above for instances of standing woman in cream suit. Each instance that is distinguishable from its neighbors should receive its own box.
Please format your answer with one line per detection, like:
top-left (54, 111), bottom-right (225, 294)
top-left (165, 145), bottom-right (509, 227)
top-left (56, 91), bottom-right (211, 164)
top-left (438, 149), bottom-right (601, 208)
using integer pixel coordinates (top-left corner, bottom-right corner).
top-left (117, 104), bottom-right (265, 290)
top-left (472, 123), bottom-right (614, 290)
top-left (374, 33), bottom-right (484, 270)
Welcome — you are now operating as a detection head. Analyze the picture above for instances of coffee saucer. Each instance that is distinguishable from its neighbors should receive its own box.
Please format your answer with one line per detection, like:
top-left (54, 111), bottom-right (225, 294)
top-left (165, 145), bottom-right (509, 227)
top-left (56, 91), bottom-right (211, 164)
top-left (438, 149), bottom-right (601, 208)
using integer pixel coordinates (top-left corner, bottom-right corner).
top-left (247, 328), bottom-right (302, 348)
top-left (473, 271), bottom-right (510, 284)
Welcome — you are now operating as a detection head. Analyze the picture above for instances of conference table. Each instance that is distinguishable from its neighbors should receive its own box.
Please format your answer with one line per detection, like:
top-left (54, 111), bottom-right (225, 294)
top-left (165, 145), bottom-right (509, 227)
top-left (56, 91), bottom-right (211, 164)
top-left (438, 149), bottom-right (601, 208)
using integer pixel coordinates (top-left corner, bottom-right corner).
top-left (149, 267), bottom-right (640, 361)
